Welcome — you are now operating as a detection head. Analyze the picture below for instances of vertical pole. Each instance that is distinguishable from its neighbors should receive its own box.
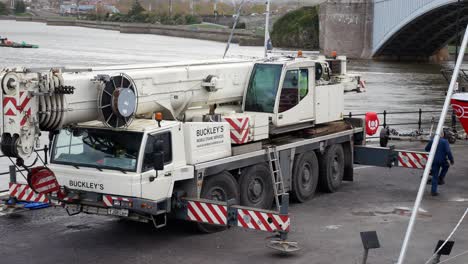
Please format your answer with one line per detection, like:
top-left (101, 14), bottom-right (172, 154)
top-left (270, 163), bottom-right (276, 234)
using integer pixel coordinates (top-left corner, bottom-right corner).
top-left (44, 145), bottom-right (48, 165)
top-left (9, 165), bottom-right (16, 184)
top-left (455, 0), bottom-right (461, 61)
top-left (279, 193), bottom-right (289, 241)
top-left (8, 165), bottom-right (16, 205)
top-left (263, 0), bottom-right (271, 58)
top-left (383, 110), bottom-right (387, 128)
top-left (190, 0), bottom-right (194, 15)
top-left (169, 0), bottom-right (173, 16)
top-left (213, 0), bottom-right (217, 19)
top-left (418, 108), bottom-right (422, 131)
top-left (361, 249), bottom-right (369, 264)
top-left (222, 0), bottom-right (245, 58)
top-left (396, 25), bottom-right (468, 264)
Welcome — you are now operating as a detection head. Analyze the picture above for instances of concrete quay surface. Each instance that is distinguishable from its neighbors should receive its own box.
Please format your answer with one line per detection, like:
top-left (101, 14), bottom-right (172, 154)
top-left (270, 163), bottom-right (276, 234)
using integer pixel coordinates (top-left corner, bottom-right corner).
top-left (0, 141), bottom-right (467, 264)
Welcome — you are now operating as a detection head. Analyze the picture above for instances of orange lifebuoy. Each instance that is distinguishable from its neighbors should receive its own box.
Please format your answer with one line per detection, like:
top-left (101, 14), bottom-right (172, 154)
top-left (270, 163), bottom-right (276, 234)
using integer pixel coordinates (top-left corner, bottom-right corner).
top-left (365, 112), bottom-right (379, 136)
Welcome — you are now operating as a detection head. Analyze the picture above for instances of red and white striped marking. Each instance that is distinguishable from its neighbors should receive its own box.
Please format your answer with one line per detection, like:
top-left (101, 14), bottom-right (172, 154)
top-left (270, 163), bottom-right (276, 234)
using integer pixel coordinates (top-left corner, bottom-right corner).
top-left (3, 96), bottom-right (16, 116)
top-left (223, 117), bottom-right (250, 144)
top-left (9, 183), bottom-right (49, 203)
top-left (187, 200), bottom-right (227, 225)
top-left (2, 92), bottom-right (32, 126)
top-left (102, 195), bottom-right (132, 207)
top-left (19, 92), bottom-right (32, 126)
top-left (451, 103), bottom-right (468, 118)
top-left (237, 208), bottom-right (290, 232)
top-left (398, 151), bottom-right (428, 169)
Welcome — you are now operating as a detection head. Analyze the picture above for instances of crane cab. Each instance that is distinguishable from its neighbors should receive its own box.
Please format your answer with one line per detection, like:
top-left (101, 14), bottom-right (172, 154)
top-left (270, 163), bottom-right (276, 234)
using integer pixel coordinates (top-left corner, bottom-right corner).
top-left (243, 57), bottom-right (345, 131)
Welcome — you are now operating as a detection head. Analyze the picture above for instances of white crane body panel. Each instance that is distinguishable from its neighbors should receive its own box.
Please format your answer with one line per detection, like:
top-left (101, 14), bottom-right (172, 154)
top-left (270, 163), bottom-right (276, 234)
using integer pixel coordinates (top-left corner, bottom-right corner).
top-left (2, 55), bottom-right (371, 235)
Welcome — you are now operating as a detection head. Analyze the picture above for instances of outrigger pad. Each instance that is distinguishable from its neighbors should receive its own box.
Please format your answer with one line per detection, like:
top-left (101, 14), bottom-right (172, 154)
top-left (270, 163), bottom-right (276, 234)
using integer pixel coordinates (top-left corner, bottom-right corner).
top-left (266, 240), bottom-right (301, 253)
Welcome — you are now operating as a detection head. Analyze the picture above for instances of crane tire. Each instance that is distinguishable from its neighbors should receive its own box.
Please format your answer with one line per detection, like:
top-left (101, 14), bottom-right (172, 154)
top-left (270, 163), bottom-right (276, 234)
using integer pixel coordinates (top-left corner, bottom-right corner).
top-left (318, 144), bottom-right (345, 193)
top-left (291, 152), bottom-right (319, 203)
top-left (196, 171), bottom-right (239, 233)
top-left (239, 163), bottom-right (274, 209)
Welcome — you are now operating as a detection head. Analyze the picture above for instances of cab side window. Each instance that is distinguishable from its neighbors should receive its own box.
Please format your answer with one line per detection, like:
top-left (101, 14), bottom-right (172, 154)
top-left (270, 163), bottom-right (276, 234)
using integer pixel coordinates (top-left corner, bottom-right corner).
top-left (142, 132), bottom-right (172, 172)
top-left (278, 69), bottom-right (309, 113)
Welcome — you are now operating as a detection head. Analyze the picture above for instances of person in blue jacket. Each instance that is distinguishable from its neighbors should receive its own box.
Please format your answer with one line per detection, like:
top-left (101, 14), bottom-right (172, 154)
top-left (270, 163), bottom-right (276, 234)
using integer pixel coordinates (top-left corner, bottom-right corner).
top-left (425, 131), bottom-right (454, 196)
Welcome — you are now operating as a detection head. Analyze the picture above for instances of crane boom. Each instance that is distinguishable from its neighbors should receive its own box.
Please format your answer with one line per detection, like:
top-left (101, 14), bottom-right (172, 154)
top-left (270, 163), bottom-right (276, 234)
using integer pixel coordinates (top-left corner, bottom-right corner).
top-left (1, 54), bottom-right (361, 159)
top-left (0, 59), bottom-right (253, 158)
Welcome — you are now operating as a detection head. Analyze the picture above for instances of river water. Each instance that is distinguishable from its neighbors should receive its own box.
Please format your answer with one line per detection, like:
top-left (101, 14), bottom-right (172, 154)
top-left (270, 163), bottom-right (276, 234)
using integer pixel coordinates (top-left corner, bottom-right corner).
top-left (0, 20), bottom-right (463, 191)
top-left (0, 20), bottom-right (459, 127)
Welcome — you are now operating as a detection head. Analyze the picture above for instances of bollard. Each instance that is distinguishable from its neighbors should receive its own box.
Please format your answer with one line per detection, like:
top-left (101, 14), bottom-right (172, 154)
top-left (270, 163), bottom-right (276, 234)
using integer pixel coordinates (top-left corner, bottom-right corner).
top-left (8, 165), bottom-right (17, 205)
top-left (383, 110), bottom-right (387, 128)
top-left (43, 145), bottom-right (49, 165)
top-left (9, 165), bottom-right (16, 184)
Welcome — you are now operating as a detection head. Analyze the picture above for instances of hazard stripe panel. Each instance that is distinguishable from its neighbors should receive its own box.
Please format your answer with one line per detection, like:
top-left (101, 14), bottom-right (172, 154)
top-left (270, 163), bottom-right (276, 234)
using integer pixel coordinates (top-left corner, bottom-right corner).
top-left (223, 117), bottom-right (250, 144)
top-left (237, 209), bottom-right (290, 232)
top-left (187, 200), bottom-right (227, 225)
top-left (102, 195), bottom-right (132, 207)
top-left (9, 183), bottom-right (49, 203)
top-left (2, 92), bottom-right (32, 126)
top-left (398, 151), bottom-right (428, 169)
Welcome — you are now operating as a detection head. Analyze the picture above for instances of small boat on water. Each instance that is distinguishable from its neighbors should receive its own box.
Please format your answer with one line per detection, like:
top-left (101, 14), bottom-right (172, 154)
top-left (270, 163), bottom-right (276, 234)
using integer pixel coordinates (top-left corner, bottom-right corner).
top-left (0, 36), bottom-right (38, 48)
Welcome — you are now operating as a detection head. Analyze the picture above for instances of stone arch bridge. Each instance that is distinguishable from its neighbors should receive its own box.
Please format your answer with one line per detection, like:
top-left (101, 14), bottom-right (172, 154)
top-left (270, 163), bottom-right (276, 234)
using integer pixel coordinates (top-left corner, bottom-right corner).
top-left (319, 0), bottom-right (468, 59)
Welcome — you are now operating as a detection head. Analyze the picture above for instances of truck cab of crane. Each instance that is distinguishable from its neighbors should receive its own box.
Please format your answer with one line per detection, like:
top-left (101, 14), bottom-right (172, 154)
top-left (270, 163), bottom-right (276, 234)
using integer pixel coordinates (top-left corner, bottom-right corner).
top-left (49, 119), bottom-right (193, 203)
top-left (243, 57), bottom-right (344, 129)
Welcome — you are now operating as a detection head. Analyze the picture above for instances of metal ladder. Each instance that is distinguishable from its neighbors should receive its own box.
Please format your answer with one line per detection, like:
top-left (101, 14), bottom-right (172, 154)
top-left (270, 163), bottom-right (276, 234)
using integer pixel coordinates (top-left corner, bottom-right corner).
top-left (266, 146), bottom-right (286, 212)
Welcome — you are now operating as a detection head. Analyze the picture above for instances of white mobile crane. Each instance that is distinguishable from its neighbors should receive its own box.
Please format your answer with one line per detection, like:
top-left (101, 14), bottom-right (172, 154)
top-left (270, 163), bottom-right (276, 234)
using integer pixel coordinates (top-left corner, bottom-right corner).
top-left (0, 53), bottom-right (420, 251)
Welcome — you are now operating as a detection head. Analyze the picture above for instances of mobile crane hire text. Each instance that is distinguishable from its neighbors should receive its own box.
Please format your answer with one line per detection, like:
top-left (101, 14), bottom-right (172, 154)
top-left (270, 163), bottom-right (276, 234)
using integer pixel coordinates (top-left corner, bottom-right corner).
top-left (195, 125), bottom-right (226, 148)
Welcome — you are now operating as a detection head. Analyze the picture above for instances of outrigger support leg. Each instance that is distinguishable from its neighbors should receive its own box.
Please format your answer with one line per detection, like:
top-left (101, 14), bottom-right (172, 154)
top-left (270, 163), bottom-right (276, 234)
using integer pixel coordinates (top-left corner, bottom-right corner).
top-left (266, 194), bottom-right (301, 253)
top-left (181, 193), bottom-right (300, 253)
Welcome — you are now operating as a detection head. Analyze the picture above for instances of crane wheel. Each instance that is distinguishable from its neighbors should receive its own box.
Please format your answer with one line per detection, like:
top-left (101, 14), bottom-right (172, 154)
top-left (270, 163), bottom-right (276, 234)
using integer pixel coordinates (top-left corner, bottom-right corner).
top-left (239, 163), bottom-right (274, 209)
top-left (196, 171), bottom-right (239, 233)
top-left (318, 144), bottom-right (345, 193)
top-left (291, 152), bottom-right (319, 203)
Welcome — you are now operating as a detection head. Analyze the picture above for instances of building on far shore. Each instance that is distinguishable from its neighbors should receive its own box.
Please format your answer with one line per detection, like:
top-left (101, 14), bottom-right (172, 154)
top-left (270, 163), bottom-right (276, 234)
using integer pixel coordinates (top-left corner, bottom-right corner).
top-left (60, 3), bottom-right (119, 16)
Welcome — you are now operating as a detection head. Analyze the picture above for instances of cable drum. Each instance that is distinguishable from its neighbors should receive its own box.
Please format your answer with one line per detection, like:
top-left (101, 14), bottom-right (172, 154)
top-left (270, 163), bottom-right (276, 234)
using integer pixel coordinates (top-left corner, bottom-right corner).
top-left (97, 74), bottom-right (138, 128)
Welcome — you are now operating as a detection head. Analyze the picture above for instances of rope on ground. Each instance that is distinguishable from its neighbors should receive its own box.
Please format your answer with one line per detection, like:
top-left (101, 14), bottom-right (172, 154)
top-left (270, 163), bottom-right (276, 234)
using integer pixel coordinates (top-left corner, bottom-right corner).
top-left (437, 249), bottom-right (468, 264)
top-left (424, 208), bottom-right (468, 264)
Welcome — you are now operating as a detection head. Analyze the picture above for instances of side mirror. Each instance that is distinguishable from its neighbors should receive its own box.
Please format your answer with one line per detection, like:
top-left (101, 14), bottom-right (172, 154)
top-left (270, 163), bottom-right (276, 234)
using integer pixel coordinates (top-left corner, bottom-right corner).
top-left (153, 151), bottom-right (164, 171)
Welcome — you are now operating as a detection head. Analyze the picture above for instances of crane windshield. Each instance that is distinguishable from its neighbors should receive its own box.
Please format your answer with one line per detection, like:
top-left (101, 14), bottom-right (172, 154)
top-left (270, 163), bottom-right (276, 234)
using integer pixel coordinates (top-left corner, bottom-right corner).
top-left (51, 128), bottom-right (143, 172)
top-left (244, 63), bottom-right (283, 113)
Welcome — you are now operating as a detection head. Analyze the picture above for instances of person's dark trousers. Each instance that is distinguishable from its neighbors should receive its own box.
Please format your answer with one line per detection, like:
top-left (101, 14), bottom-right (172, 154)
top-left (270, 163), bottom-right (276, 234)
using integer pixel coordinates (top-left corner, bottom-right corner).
top-left (431, 161), bottom-right (449, 193)
top-left (439, 161), bottom-right (449, 182)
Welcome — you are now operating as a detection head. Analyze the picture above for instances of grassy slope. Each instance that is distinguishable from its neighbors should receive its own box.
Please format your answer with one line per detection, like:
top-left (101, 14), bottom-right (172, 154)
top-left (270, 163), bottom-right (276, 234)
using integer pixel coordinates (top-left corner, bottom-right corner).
top-left (271, 6), bottom-right (319, 50)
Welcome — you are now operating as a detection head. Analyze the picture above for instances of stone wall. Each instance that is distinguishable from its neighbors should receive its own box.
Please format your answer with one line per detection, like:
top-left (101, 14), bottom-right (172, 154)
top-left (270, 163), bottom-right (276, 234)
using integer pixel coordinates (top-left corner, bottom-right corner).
top-left (319, 0), bottom-right (373, 59)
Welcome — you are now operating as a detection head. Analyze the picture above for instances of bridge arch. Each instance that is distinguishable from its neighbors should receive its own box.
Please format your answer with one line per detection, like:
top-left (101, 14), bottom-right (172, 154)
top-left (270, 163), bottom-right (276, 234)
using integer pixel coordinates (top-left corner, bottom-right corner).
top-left (373, 0), bottom-right (468, 58)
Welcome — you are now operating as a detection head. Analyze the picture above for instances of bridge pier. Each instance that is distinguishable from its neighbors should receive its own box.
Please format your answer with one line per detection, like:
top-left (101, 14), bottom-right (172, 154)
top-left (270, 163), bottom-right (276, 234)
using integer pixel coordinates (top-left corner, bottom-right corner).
top-left (319, 0), bottom-right (373, 59)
